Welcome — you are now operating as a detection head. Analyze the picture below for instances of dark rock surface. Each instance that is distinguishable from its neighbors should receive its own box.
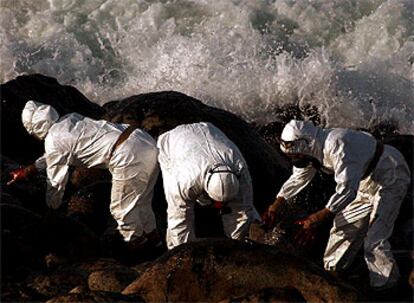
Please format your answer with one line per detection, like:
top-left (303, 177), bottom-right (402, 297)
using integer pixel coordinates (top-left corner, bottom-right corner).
top-left (46, 291), bottom-right (142, 303)
top-left (88, 267), bottom-right (138, 293)
top-left (122, 239), bottom-right (358, 302)
top-left (219, 287), bottom-right (307, 303)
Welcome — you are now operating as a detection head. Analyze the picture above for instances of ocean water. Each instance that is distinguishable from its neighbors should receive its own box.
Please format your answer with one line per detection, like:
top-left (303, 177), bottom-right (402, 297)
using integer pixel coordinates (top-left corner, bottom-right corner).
top-left (1, 0), bottom-right (413, 133)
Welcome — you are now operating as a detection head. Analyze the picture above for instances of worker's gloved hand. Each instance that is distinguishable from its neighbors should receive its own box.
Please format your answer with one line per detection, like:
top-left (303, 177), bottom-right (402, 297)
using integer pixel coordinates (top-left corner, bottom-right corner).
top-left (7, 164), bottom-right (38, 186)
top-left (296, 208), bottom-right (334, 229)
top-left (262, 196), bottom-right (286, 229)
top-left (294, 227), bottom-right (317, 246)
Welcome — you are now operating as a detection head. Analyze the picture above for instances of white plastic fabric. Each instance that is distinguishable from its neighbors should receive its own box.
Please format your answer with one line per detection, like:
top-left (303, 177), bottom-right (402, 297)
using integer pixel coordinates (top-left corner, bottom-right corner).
top-left (277, 119), bottom-right (411, 287)
top-left (157, 122), bottom-right (260, 249)
top-left (324, 145), bottom-right (410, 287)
top-left (22, 101), bottom-right (159, 242)
top-left (22, 100), bottom-right (59, 140)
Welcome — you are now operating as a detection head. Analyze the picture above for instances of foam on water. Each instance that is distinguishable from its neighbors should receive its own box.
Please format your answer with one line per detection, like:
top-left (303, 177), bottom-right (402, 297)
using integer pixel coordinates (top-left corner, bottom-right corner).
top-left (1, 0), bottom-right (413, 133)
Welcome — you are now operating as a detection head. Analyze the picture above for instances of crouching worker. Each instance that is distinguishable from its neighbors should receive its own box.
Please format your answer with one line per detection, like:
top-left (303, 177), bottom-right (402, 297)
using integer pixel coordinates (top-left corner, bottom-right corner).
top-left (157, 122), bottom-right (260, 250)
top-left (9, 100), bottom-right (161, 252)
top-left (263, 119), bottom-right (410, 291)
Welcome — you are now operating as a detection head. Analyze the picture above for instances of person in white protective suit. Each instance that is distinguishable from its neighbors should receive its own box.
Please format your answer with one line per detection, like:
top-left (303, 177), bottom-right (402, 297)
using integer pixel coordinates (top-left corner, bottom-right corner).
top-left (263, 119), bottom-right (410, 289)
top-left (157, 122), bottom-right (260, 250)
top-left (9, 100), bottom-right (161, 250)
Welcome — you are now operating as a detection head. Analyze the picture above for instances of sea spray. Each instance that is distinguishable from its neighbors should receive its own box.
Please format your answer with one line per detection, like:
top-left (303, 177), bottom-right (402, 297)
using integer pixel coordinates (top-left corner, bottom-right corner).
top-left (1, 0), bottom-right (413, 133)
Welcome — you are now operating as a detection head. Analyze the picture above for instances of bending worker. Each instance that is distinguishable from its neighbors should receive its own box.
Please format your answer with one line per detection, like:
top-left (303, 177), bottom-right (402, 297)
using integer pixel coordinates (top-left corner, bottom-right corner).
top-left (157, 122), bottom-right (260, 250)
top-left (263, 119), bottom-right (410, 290)
top-left (9, 100), bottom-right (161, 250)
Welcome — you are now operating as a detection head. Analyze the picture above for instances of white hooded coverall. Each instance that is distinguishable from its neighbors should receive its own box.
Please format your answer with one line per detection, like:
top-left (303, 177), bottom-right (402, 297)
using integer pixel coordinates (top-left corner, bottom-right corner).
top-left (157, 122), bottom-right (260, 249)
top-left (278, 120), bottom-right (410, 288)
top-left (22, 101), bottom-right (159, 242)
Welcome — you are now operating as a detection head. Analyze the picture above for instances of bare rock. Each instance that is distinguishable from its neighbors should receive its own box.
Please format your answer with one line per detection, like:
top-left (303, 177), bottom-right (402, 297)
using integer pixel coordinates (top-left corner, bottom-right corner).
top-left (69, 167), bottom-right (111, 190)
top-left (27, 258), bottom-right (133, 298)
top-left (46, 291), bottom-right (141, 303)
top-left (219, 287), bottom-right (306, 303)
top-left (122, 239), bottom-right (358, 302)
top-left (76, 258), bottom-right (126, 273)
top-left (67, 182), bottom-right (112, 235)
top-left (28, 267), bottom-right (87, 298)
top-left (88, 267), bottom-right (138, 293)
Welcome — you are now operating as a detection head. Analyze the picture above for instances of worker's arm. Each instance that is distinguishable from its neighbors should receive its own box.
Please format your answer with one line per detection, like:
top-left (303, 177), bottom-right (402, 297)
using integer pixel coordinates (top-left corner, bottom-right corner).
top-left (6, 154), bottom-right (48, 186)
top-left (263, 165), bottom-right (316, 228)
top-left (44, 139), bottom-right (70, 210)
top-left (324, 143), bottom-right (364, 214)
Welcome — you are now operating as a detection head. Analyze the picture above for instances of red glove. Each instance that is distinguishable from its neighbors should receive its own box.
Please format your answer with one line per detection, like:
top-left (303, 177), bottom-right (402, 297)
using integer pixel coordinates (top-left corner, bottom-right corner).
top-left (293, 208), bottom-right (334, 246)
top-left (295, 208), bottom-right (334, 229)
top-left (7, 164), bottom-right (38, 186)
top-left (262, 196), bottom-right (286, 229)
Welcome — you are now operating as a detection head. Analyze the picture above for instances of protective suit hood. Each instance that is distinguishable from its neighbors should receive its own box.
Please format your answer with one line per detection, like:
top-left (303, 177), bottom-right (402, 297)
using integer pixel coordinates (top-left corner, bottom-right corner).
top-left (280, 120), bottom-right (325, 163)
top-left (204, 165), bottom-right (240, 202)
top-left (22, 100), bottom-right (60, 140)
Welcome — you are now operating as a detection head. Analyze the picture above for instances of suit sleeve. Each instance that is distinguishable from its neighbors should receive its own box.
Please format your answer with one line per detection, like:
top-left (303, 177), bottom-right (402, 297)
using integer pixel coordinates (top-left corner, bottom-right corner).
top-left (34, 154), bottom-right (47, 171)
top-left (325, 141), bottom-right (364, 213)
top-left (277, 165), bottom-right (317, 199)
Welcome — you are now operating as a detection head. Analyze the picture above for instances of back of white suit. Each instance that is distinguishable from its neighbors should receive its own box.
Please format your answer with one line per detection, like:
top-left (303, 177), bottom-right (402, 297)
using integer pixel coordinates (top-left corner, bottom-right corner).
top-left (158, 122), bottom-right (259, 249)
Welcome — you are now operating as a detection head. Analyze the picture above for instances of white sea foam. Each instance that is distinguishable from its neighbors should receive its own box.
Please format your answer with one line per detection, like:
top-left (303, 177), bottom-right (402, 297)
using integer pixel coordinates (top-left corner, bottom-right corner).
top-left (1, 0), bottom-right (413, 133)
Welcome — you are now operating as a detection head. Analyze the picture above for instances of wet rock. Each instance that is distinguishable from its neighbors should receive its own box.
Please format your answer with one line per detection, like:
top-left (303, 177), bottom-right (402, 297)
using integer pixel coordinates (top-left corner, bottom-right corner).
top-left (1, 202), bottom-right (100, 277)
top-left (67, 181), bottom-right (112, 235)
top-left (46, 291), bottom-right (141, 303)
top-left (44, 253), bottom-right (69, 270)
top-left (1, 282), bottom-right (48, 302)
top-left (69, 167), bottom-right (111, 190)
top-left (76, 258), bottom-right (126, 273)
top-left (28, 267), bottom-right (87, 297)
top-left (88, 267), bottom-right (138, 293)
top-left (130, 262), bottom-right (153, 276)
top-left (28, 258), bottom-right (134, 298)
top-left (36, 212), bottom-right (100, 261)
top-left (0, 74), bottom-right (105, 164)
top-left (122, 239), bottom-right (358, 302)
top-left (219, 287), bottom-right (306, 303)
top-left (69, 284), bottom-right (89, 294)
top-left (1, 203), bottom-right (44, 275)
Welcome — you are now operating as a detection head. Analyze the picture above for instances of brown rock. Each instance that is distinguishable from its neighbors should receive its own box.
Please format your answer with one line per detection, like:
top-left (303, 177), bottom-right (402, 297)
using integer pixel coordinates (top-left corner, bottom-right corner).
top-left (69, 167), bottom-right (111, 190)
top-left (67, 181), bottom-right (112, 235)
top-left (28, 258), bottom-right (133, 298)
top-left (88, 267), bottom-right (138, 293)
top-left (219, 287), bottom-right (307, 303)
top-left (46, 291), bottom-right (142, 303)
top-left (122, 239), bottom-right (358, 302)
top-left (28, 267), bottom-right (87, 297)
top-left (76, 258), bottom-right (125, 273)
